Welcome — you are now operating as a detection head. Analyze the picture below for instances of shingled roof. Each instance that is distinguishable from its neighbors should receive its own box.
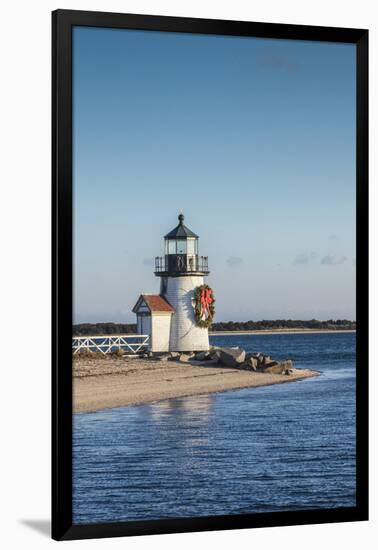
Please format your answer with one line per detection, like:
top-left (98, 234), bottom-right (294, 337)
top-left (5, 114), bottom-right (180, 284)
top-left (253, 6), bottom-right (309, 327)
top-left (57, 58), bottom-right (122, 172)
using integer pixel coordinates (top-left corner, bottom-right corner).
top-left (132, 294), bottom-right (175, 313)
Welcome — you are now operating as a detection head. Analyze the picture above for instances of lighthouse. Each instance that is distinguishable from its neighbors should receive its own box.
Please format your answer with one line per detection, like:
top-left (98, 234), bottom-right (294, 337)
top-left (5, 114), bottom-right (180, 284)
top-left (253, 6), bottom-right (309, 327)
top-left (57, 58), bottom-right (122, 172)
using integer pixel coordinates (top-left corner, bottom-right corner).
top-left (133, 214), bottom-right (214, 353)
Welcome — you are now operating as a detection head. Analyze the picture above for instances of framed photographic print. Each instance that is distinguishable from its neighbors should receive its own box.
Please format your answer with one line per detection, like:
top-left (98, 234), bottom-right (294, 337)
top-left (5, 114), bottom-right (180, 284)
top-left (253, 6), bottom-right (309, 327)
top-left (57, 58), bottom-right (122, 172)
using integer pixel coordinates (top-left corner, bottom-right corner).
top-left (52, 9), bottom-right (368, 541)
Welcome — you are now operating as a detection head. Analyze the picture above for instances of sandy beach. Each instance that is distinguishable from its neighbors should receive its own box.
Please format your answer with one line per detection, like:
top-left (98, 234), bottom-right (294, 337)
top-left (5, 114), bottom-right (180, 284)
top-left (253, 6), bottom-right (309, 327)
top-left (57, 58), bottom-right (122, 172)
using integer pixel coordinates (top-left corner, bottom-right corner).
top-left (73, 356), bottom-right (320, 413)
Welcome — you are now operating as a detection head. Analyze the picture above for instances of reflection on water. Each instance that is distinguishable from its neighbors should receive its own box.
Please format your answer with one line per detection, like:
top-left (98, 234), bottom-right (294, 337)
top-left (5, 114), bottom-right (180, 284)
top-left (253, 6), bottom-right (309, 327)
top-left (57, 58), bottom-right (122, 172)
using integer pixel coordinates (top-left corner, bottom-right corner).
top-left (150, 394), bottom-right (214, 419)
top-left (73, 333), bottom-right (356, 524)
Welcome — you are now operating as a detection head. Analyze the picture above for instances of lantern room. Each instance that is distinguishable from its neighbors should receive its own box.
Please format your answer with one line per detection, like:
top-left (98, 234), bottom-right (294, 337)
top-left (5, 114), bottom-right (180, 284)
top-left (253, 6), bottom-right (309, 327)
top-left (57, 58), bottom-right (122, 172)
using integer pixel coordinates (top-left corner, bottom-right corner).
top-left (155, 214), bottom-right (209, 276)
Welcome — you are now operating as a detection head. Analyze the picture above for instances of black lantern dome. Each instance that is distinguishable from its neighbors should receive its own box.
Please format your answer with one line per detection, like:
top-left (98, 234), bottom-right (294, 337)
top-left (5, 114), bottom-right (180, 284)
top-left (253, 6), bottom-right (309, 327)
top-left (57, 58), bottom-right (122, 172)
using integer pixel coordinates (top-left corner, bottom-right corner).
top-left (155, 214), bottom-right (209, 276)
top-left (164, 213), bottom-right (199, 239)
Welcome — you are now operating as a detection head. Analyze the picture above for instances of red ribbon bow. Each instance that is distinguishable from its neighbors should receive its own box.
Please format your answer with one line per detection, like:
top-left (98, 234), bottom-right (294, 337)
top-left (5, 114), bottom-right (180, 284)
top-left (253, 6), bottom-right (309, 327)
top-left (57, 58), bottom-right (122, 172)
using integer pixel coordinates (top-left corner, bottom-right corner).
top-left (200, 288), bottom-right (213, 320)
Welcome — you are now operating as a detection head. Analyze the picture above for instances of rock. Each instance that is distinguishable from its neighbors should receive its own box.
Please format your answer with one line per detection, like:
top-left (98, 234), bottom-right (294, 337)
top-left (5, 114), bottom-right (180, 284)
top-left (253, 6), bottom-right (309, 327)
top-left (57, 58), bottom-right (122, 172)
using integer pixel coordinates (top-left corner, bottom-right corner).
top-left (246, 352), bottom-right (258, 359)
top-left (263, 363), bottom-right (286, 374)
top-left (178, 353), bottom-right (192, 363)
top-left (264, 360), bottom-right (279, 368)
top-left (169, 351), bottom-right (180, 360)
top-left (244, 356), bottom-right (258, 370)
top-left (262, 355), bottom-right (272, 365)
top-left (193, 351), bottom-right (209, 361)
top-left (285, 368), bottom-right (294, 376)
top-left (203, 357), bottom-right (220, 366)
top-left (218, 347), bottom-right (246, 367)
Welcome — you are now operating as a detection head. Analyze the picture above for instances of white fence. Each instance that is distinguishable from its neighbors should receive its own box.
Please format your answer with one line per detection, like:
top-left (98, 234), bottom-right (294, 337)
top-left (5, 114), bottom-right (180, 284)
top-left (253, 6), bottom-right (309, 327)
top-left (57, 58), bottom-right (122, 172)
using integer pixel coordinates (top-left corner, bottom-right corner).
top-left (72, 334), bottom-right (149, 355)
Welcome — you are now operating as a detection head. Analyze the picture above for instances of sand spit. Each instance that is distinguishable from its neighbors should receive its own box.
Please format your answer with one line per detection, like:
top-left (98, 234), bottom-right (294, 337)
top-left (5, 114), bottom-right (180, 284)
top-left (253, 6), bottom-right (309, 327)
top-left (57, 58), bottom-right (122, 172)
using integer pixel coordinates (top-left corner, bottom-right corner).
top-left (73, 356), bottom-right (320, 413)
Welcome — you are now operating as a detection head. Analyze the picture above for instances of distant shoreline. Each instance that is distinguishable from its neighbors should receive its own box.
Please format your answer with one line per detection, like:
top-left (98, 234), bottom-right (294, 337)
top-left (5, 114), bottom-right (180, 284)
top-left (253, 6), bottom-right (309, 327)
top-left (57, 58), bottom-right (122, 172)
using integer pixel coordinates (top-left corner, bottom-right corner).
top-left (73, 321), bottom-right (356, 338)
top-left (72, 328), bottom-right (356, 338)
top-left (210, 329), bottom-right (356, 336)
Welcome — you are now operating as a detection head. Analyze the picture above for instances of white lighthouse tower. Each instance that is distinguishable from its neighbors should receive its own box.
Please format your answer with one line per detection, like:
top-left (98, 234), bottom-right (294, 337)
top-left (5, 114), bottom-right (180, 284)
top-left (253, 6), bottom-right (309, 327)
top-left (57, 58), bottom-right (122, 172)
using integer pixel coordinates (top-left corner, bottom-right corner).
top-left (155, 214), bottom-right (210, 352)
top-left (133, 214), bottom-right (212, 353)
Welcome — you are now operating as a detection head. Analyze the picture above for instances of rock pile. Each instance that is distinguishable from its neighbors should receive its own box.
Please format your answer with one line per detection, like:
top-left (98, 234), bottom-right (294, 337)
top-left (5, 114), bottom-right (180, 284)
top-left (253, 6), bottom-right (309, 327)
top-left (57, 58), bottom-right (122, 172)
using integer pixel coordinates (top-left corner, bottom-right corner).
top-left (143, 347), bottom-right (295, 375)
top-left (213, 348), bottom-right (294, 375)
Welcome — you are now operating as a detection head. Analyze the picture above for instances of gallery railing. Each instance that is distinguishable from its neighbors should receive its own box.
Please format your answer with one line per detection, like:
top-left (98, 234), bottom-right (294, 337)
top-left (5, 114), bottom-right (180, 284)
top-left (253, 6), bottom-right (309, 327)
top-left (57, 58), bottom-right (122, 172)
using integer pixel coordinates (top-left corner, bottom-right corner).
top-left (72, 334), bottom-right (149, 355)
top-left (154, 255), bottom-right (209, 274)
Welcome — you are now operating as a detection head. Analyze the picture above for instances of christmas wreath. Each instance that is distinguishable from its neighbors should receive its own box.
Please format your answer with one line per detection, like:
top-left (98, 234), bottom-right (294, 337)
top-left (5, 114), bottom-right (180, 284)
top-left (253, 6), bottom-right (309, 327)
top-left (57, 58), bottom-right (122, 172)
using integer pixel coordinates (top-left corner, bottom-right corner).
top-left (194, 284), bottom-right (215, 328)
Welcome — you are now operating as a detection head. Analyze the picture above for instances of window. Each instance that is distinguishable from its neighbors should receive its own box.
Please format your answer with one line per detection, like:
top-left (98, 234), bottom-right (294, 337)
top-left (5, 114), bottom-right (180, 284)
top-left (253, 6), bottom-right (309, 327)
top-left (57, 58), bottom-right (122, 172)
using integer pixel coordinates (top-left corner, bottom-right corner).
top-left (167, 240), bottom-right (176, 254)
top-left (176, 239), bottom-right (187, 254)
top-left (187, 238), bottom-right (196, 255)
top-left (161, 277), bottom-right (168, 294)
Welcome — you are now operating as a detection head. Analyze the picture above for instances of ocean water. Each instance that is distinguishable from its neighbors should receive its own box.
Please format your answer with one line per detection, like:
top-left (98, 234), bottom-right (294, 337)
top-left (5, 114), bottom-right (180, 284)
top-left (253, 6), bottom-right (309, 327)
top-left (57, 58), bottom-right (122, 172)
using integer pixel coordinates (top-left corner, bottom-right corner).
top-left (73, 332), bottom-right (356, 524)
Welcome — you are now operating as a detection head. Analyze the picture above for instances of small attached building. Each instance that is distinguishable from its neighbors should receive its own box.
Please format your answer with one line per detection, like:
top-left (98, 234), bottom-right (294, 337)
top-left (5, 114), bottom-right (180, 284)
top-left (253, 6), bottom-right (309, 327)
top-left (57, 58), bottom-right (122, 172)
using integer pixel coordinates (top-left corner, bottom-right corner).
top-left (132, 294), bottom-right (175, 352)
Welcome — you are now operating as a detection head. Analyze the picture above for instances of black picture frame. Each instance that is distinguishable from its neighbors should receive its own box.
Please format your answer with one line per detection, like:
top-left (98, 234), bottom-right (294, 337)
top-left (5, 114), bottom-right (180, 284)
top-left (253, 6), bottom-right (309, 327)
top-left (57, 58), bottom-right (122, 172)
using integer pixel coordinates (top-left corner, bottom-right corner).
top-left (52, 9), bottom-right (369, 541)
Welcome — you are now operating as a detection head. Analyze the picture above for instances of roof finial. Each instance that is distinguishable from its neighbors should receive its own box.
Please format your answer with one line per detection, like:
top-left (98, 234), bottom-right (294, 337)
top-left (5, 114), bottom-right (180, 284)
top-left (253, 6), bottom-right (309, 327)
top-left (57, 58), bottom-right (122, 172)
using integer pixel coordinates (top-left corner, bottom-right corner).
top-left (178, 212), bottom-right (184, 224)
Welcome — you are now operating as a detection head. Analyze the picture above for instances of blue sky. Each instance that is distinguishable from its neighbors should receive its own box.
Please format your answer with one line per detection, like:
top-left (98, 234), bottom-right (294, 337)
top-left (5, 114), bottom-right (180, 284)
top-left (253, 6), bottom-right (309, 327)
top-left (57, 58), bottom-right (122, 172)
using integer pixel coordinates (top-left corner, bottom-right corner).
top-left (73, 27), bottom-right (356, 323)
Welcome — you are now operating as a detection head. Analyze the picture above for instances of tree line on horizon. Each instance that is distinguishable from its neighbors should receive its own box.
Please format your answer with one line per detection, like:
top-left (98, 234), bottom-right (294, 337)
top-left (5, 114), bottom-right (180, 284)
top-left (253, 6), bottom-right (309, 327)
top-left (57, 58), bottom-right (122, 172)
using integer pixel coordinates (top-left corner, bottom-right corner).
top-left (72, 319), bottom-right (356, 336)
